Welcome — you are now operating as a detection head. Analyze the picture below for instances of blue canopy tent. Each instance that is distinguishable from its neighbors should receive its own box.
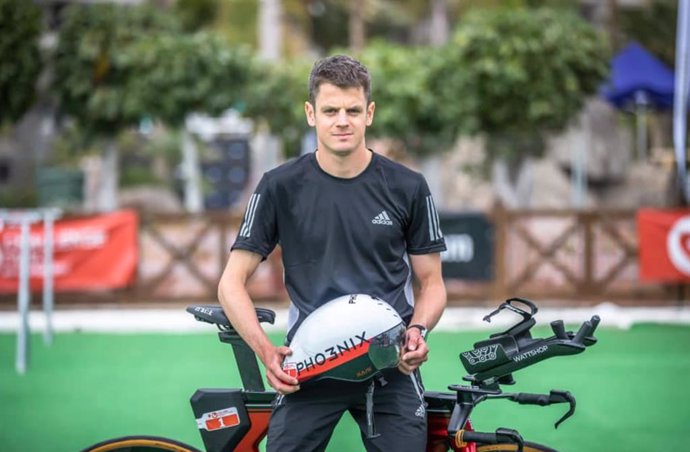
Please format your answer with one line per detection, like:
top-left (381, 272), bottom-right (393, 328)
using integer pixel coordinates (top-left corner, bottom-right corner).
top-left (600, 42), bottom-right (676, 159)
top-left (602, 42), bottom-right (675, 110)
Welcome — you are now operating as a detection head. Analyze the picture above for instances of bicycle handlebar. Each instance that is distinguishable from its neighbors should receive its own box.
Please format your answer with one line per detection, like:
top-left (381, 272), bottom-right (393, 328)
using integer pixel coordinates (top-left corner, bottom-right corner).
top-left (550, 319), bottom-right (568, 339)
top-left (551, 314), bottom-right (600, 346)
top-left (573, 315), bottom-right (600, 345)
top-left (508, 390), bottom-right (575, 429)
top-left (461, 309), bottom-right (601, 388)
top-left (448, 302), bottom-right (600, 440)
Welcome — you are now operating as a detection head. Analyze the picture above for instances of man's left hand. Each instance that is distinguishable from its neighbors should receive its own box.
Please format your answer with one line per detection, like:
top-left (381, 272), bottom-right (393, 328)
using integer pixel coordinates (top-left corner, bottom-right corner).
top-left (398, 327), bottom-right (428, 374)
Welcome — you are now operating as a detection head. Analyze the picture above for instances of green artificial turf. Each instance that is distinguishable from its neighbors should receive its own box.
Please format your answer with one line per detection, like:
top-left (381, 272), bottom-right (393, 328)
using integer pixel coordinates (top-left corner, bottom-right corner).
top-left (1, 324), bottom-right (689, 451)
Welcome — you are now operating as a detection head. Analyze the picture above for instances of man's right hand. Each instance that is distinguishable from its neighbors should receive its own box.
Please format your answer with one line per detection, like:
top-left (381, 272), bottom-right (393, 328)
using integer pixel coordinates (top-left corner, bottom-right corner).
top-left (262, 345), bottom-right (300, 395)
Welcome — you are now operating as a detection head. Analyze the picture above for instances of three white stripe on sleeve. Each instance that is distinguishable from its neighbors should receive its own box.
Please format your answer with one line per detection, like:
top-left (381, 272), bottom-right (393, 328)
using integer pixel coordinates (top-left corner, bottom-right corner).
top-left (239, 193), bottom-right (261, 238)
top-left (425, 195), bottom-right (443, 241)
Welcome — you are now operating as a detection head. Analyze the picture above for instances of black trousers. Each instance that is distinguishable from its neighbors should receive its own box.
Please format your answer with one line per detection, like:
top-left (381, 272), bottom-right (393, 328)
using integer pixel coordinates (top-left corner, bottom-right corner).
top-left (265, 369), bottom-right (427, 452)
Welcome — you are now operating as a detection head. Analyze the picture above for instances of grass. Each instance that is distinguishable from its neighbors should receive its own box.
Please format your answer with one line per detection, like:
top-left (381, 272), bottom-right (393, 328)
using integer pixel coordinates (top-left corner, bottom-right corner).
top-left (1, 324), bottom-right (689, 451)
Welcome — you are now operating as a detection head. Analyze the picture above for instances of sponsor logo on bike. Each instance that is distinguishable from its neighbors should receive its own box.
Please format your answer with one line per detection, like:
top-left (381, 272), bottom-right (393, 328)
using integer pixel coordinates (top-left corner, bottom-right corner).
top-left (462, 344), bottom-right (498, 365)
top-left (196, 407), bottom-right (240, 431)
top-left (512, 345), bottom-right (548, 363)
top-left (194, 306), bottom-right (214, 316)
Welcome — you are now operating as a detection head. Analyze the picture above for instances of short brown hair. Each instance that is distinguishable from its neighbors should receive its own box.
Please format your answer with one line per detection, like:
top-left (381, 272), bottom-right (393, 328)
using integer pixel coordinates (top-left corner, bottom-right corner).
top-left (308, 55), bottom-right (371, 105)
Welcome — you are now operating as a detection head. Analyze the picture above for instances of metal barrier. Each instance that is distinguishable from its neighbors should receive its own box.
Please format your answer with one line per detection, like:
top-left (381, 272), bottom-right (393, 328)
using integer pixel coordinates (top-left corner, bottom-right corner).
top-left (0, 208), bottom-right (61, 374)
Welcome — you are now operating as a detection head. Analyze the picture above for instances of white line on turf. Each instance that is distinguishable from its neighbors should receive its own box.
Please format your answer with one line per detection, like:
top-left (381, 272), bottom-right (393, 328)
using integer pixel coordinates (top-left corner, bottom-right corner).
top-left (0, 302), bottom-right (689, 333)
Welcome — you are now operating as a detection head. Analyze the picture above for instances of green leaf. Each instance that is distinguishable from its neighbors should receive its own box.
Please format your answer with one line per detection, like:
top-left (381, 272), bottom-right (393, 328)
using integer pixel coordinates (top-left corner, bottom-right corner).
top-left (0, 0), bottom-right (42, 125)
top-left (441, 7), bottom-right (609, 161)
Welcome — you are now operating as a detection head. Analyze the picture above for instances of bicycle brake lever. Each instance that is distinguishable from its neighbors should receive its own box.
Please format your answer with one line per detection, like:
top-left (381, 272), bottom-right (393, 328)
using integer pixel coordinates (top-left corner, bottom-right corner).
top-left (550, 390), bottom-right (576, 429)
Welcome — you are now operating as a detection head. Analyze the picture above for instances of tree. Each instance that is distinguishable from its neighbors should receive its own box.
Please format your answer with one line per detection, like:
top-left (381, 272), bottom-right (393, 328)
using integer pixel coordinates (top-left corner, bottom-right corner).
top-left (174, 0), bottom-right (219, 32)
top-left (305, 0), bottom-right (447, 52)
top-left (53, 3), bottom-right (179, 137)
top-left (441, 7), bottom-right (609, 163)
top-left (52, 3), bottom-right (180, 211)
top-left (242, 58), bottom-right (312, 158)
top-left (620, 0), bottom-right (676, 67)
top-left (435, 7), bottom-right (609, 206)
top-left (360, 41), bottom-right (475, 156)
top-left (349, 0), bottom-right (366, 52)
top-left (127, 32), bottom-right (252, 126)
top-left (53, 3), bottom-right (255, 211)
top-left (0, 0), bottom-right (42, 125)
top-left (127, 32), bottom-right (254, 211)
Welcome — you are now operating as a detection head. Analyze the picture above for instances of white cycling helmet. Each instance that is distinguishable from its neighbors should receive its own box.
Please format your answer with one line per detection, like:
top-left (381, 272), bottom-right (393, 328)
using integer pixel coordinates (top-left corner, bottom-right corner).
top-left (282, 294), bottom-right (406, 384)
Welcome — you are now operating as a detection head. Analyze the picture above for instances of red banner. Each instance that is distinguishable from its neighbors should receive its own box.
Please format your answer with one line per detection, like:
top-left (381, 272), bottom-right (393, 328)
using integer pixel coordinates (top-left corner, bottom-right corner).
top-left (0, 210), bottom-right (138, 293)
top-left (638, 209), bottom-right (690, 282)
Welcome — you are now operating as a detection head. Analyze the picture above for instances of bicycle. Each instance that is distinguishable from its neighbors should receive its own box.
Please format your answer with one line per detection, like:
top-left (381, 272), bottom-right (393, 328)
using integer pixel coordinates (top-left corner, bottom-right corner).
top-left (82, 297), bottom-right (600, 452)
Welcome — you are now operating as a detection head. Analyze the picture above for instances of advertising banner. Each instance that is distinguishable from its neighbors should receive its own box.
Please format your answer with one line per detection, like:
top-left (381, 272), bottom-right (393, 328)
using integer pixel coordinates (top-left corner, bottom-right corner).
top-left (638, 209), bottom-right (690, 282)
top-left (0, 210), bottom-right (138, 293)
top-left (439, 213), bottom-right (494, 281)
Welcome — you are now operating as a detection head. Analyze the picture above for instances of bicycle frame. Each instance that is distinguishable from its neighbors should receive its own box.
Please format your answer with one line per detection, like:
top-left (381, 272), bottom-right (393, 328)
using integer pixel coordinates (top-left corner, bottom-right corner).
top-left (191, 388), bottom-right (470, 452)
top-left (187, 298), bottom-right (600, 452)
top-left (82, 298), bottom-right (598, 452)
top-left (187, 306), bottom-right (473, 452)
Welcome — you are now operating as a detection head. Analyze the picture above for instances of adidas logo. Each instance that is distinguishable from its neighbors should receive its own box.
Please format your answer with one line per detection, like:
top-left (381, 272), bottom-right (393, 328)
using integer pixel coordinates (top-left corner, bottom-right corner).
top-left (372, 211), bottom-right (393, 226)
top-left (415, 404), bottom-right (426, 418)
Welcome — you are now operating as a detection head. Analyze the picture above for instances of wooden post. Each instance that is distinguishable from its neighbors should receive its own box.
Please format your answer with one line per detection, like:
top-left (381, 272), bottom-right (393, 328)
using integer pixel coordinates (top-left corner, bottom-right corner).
top-left (582, 211), bottom-right (595, 297)
top-left (349, 0), bottom-right (366, 53)
top-left (491, 202), bottom-right (508, 302)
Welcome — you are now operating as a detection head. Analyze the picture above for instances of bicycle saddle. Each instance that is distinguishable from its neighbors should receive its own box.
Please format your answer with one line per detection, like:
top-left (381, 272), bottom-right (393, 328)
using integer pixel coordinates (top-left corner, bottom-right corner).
top-left (186, 305), bottom-right (276, 329)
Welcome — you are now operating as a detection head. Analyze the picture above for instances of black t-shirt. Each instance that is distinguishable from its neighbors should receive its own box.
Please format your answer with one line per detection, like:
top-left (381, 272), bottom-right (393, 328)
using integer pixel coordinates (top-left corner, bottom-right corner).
top-left (232, 151), bottom-right (446, 337)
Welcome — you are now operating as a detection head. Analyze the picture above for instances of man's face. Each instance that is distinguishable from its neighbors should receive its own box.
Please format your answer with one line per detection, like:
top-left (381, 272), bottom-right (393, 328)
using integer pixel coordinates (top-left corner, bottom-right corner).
top-left (305, 82), bottom-right (375, 157)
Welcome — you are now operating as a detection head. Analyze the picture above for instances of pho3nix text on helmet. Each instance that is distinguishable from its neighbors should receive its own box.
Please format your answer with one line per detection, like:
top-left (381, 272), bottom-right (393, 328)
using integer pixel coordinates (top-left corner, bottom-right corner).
top-left (282, 294), bottom-right (406, 384)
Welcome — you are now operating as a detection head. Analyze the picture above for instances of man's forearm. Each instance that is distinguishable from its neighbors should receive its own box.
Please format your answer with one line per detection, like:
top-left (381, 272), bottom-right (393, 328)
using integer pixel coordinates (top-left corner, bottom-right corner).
top-left (217, 250), bottom-right (275, 364)
top-left (409, 280), bottom-right (447, 331)
top-left (218, 280), bottom-right (276, 363)
top-left (408, 253), bottom-right (447, 331)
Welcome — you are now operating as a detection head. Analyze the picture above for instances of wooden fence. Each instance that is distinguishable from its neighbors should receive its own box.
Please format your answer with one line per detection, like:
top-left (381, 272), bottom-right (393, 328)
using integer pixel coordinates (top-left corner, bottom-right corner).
top-left (118, 207), bottom-right (680, 305)
top-left (446, 207), bottom-right (677, 304)
top-left (7, 208), bottom-right (680, 306)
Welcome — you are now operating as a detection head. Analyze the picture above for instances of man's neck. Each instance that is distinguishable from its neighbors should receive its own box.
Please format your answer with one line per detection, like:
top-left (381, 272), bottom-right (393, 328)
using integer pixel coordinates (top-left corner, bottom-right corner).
top-left (315, 147), bottom-right (372, 179)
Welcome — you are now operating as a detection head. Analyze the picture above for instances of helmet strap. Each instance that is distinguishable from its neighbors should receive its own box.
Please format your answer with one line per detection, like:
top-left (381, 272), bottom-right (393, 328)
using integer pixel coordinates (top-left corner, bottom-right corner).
top-left (365, 380), bottom-right (381, 439)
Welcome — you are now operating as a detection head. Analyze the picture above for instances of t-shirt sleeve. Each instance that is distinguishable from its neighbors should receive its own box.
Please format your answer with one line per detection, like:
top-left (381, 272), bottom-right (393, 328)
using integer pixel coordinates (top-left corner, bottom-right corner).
top-left (231, 174), bottom-right (278, 259)
top-left (405, 176), bottom-right (447, 254)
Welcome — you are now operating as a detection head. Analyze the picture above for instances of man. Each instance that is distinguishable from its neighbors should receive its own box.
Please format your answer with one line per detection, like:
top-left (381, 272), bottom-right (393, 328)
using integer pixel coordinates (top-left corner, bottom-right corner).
top-left (218, 54), bottom-right (447, 451)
